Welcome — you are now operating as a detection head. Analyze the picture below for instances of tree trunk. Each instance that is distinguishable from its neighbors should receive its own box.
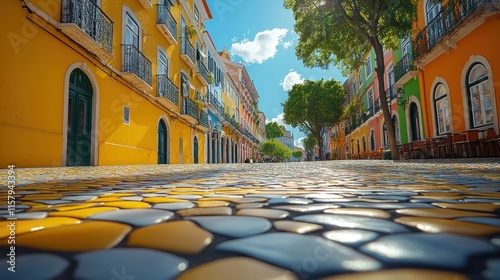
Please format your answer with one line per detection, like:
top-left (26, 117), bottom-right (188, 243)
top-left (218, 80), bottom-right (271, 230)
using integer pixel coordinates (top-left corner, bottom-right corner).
top-left (373, 40), bottom-right (400, 160)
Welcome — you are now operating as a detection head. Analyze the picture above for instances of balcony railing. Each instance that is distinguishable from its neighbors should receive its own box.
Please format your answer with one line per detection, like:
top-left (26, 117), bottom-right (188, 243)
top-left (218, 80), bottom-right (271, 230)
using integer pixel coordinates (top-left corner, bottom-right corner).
top-left (123, 44), bottom-right (152, 86)
top-left (180, 37), bottom-right (195, 66)
top-left (196, 61), bottom-right (210, 84)
top-left (385, 84), bottom-right (396, 101)
top-left (394, 53), bottom-right (416, 82)
top-left (414, 0), bottom-right (496, 59)
top-left (156, 4), bottom-right (177, 44)
top-left (182, 97), bottom-right (197, 119)
top-left (157, 74), bottom-right (179, 106)
top-left (61, 0), bottom-right (113, 54)
top-left (198, 110), bottom-right (209, 128)
top-left (374, 98), bottom-right (381, 113)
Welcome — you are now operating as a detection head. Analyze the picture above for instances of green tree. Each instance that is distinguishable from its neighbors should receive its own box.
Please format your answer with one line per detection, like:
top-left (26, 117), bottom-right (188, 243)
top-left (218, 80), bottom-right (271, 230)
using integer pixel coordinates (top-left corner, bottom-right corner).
top-left (282, 79), bottom-right (344, 160)
top-left (302, 133), bottom-right (318, 161)
top-left (265, 121), bottom-right (285, 139)
top-left (292, 150), bottom-right (303, 160)
top-left (260, 139), bottom-right (292, 162)
top-left (284, 0), bottom-right (419, 160)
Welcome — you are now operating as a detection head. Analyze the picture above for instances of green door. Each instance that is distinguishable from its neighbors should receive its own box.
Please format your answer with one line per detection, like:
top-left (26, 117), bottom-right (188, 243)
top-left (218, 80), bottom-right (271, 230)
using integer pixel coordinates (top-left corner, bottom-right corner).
top-left (193, 136), bottom-right (199, 164)
top-left (66, 69), bottom-right (92, 166)
top-left (158, 120), bottom-right (168, 164)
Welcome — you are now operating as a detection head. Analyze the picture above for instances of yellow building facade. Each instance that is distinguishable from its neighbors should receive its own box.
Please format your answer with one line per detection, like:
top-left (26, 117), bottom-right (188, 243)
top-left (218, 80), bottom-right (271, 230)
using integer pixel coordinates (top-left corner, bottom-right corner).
top-left (1, 0), bottom-right (214, 167)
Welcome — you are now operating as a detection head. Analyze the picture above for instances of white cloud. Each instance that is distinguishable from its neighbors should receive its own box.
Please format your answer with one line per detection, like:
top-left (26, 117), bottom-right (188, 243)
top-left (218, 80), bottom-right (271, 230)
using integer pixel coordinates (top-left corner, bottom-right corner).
top-left (294, 136), bottom-right (305, 149)
top-left (230, 28), bottom-right (288, 64)
top-left (280, 71), bottom-right (305, 91)
top-left (267, 113), bottom-right (286, 127)
top-left (282, 40), bottom-right (294, 50)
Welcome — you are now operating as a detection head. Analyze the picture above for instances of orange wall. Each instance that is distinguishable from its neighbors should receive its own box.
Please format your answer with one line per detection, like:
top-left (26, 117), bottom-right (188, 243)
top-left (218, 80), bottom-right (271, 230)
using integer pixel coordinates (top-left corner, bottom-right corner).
top-left (419, 16), bottom-right (500, 136)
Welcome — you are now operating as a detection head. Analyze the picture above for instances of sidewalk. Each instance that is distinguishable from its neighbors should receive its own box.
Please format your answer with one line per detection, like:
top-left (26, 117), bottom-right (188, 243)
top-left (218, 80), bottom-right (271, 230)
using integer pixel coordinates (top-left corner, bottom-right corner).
top-left (1, 160), bottom-right (499, 279)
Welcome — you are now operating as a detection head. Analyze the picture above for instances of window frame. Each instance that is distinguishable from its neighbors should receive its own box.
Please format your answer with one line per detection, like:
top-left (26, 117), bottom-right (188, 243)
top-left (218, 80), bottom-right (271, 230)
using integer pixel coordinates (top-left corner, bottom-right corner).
top-left (466, 63), bottom-right (492, 128)
top-left (433, 83), bottom-right (452, 135)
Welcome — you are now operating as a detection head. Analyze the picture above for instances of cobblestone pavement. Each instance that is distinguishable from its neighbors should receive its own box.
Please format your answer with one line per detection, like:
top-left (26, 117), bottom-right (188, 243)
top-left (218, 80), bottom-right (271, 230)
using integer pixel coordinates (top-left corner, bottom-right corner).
top-left (1, 160), bottom-right (500, 280)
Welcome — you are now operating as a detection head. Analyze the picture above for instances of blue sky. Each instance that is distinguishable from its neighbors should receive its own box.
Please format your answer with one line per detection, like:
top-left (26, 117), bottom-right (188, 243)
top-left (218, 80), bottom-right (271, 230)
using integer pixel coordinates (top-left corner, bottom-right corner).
top-left (204, 0), bottom-right (346, 147)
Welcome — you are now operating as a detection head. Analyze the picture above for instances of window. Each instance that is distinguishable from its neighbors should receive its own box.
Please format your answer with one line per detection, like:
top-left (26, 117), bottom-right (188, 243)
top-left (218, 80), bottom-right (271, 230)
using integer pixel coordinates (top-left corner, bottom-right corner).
top-left (356, 139), bottom-right (360, 154)
top-left (392, 115), bottom-right (400, 145)
top-left (467, 63), bottom-right (493, 128)
top-left (425, 1), bottom-right (442, 47)
top-left (194, 5), bottom-right (199, 23)
top-left (368, 89), bottom-right (374, 115)
top-left (402, 37), bottom-right (411, 57)
top-left (434, 83), bottom-right (452, 135)
top-left (125, 12), bottom-right (139, 48)
top-left (425, 1), bottom-right (440, 24)
top-left (362, 136), bottom-right (366, 152)
top-left (123, 106), bottom-right (130, 125)
top-left (365, 57), bottom-right (372, 78)
top-left (387, 65), bottom-right (395, 99)
top-left (158, 48), bottom-right (169, 76)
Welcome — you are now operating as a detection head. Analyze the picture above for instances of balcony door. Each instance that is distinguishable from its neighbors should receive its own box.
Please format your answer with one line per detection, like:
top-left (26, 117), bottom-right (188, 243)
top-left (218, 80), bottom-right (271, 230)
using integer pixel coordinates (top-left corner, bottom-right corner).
top-left (66, 69), bottom-right (93, 166)
top-left (425, 1), bottom-right (442, 47)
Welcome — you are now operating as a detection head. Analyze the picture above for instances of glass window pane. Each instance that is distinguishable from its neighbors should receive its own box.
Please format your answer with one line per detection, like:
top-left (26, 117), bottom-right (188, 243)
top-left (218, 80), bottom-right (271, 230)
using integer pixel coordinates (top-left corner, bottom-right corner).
top-left (482, 82), bottom-right (493, 124)
top-left (79, 100), bottom-right (87, 134)
top-left (68, 96), bottom-right (73, 132)
top-left (469, 64), bottom-right (487, 83)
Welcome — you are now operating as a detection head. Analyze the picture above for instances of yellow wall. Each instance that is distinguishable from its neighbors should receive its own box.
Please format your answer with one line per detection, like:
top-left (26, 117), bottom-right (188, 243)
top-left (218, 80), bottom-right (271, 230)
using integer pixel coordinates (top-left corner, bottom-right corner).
top-left (0, 0), bottom-right (208, 167)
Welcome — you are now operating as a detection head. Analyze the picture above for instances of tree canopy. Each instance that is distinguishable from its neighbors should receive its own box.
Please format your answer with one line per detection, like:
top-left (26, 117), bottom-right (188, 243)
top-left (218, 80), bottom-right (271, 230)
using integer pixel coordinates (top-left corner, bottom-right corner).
top-left (265, 121), bottom-right (285, 139)
top-left (260, 139), bottom-right (292, 162)
top-left (282, 79), bottom-right (344, 160)
top-left (292, 150), bottom-right (303, 160)
top-left (284, 0), bottom-right (419, 160)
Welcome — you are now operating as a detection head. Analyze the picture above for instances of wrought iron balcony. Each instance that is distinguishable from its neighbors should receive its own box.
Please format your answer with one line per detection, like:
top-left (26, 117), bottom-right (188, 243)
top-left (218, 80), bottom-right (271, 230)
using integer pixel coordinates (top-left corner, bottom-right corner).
top-left (374, 98), bottom-right (381, 113)
top-left (394, 53), bottom-right (417, 87)
top-left (196, 61), bottom-right (210, 85)
top-left (198, 110), bottom-right (209, 128)
top-left (157, 74), bottom-right (179, 109)
top-left (156, 4), bottom-right (177, 44)
top-left (180, 37), bottom-right (196, 69)
top-left (385, 85), bottom-right (396, 101)
top-left (414, 0), bottom-right (499, 61)
top-left (61, 0), bottom-right (113, 59)
top-left (122, 44), bottom-right (152, 89)
top-left (181, 97), bottom-right (197, 121)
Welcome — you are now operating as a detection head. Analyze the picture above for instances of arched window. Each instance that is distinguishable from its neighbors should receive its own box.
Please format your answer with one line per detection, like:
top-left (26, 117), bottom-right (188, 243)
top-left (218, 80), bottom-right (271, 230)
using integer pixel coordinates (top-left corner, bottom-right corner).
top-left (434, 83), bottom-right (451, 135)
top-left (467, 63), bottom-right (493, 128)
top-left (356, 139), bottom-right (360, 154)
top-left (362, 136), bottom-right (366, 152)
top-left (392, 115), bottom-right (400, 145)
top-left (370, 130), bottom-right (375, 151)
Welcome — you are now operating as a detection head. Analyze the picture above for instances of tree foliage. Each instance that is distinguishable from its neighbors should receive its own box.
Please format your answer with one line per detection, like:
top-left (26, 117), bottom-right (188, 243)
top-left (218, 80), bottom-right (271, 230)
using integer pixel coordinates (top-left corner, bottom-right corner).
top-left (260, 139), bottom-right (292, 162)
top-left (265, 121), bottom-right (285, 139)
top-left (282, 79), bottom-right (344, 160)
top-left (292, 150), bottom-right (303, 159)
top-left (302, 134), bottom-right (318, 151)
top-left (284, 0), bottom-right (419, 160)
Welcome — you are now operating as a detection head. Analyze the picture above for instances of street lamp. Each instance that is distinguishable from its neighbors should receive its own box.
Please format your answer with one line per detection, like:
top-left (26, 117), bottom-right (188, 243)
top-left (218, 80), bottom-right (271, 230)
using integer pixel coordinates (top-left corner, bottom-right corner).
top-left (397, 87), bottom-right (409, 108)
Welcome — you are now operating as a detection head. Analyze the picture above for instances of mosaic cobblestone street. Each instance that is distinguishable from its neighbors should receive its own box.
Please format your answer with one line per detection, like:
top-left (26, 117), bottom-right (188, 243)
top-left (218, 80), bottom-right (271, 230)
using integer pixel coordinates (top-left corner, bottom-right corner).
top-left (1, 160), bottom-right (500, 280)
